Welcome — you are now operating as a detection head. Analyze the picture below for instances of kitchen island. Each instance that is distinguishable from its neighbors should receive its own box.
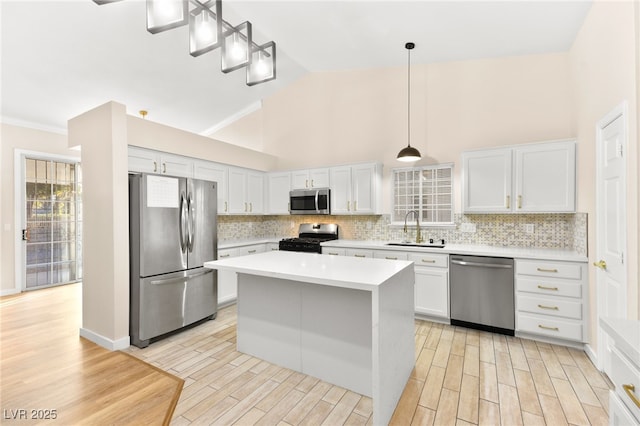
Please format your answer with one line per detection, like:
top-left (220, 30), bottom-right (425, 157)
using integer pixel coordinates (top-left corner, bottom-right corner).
top-left (204, 251), bottom-right (415, 425)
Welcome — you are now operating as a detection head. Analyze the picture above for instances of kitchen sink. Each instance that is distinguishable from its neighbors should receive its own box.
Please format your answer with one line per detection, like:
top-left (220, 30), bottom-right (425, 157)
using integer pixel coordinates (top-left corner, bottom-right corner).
top-left (386, 242), bottom-right (445, 248)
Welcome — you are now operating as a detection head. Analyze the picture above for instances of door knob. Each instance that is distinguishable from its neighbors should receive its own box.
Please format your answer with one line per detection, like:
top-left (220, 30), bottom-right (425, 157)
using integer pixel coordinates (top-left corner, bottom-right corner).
top-left (593, 260), bottom-right (607, 270)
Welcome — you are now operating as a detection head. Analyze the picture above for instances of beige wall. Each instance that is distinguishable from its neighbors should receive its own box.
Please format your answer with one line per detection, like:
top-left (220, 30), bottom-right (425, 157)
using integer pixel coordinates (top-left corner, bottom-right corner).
top-left (0, 124), bottom-right (80, 294)
top-left (215, 53), bottom-right (574, 215)
top-left (569, 0), bottom-right (639, 328)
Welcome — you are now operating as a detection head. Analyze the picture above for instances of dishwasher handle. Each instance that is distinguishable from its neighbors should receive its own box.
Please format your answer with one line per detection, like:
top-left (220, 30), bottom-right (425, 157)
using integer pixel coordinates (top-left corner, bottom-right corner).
top-left (451, 259), bottom-right (513, 269)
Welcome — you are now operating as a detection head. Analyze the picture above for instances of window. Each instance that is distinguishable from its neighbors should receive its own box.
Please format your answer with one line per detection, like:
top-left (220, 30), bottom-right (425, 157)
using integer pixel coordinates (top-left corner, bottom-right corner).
top-left (392, 164), bottom-right (454, 225)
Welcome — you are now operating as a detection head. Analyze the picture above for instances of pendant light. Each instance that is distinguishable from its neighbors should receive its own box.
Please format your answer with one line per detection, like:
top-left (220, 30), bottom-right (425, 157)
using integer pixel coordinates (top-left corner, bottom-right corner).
top-left (397, 42), bottom-right (422, 162)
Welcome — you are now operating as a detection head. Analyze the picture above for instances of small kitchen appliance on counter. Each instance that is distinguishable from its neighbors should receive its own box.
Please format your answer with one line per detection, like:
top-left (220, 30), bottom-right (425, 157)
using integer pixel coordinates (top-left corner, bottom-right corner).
top-left (129, 173), bottom-right (218, 348)
top-left (279, 223), bottom-right (339, 253)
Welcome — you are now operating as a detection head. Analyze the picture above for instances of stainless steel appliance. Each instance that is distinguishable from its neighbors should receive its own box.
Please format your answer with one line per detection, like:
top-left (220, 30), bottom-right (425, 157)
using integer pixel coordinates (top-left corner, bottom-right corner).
top-left (289, 188), bottom-right (331, 215)
top-left (279, 223), bottom-right (339, 253)
top-left (449, 255), bottom-right (515, 335)
top-left (129, 173), bottom-right (218, 348)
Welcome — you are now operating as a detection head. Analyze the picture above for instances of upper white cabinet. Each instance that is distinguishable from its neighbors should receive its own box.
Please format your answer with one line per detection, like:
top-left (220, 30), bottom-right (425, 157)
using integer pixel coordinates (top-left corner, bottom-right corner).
top-left (291, 168), bottom-right (330, 189)
top-left (228, 167), bottom-right (264, 214)
top-left (267, 172), bottom-right (291, 214)
top-left (462, 140), bottom-right (575, 213)
top-left (330, 163), bottom-right (382, 215)
top-left (128, 146), bottom-right (193, 177)
top-left (194, 160), bottom-right (229, 214)
top-left (515, 142), bottom-right (576, 212)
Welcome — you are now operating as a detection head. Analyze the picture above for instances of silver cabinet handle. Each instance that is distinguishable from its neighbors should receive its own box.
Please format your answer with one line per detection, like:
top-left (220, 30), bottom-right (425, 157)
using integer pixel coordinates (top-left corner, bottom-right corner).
top-left (247, 249), bottom-right (257, 254)
top-left (224, 201), bottom-right (228, 212)
top-left (327, 252), bottom-right (340, 256)
top-left (421, 259), bottom-right (437, 263)
top-left (153, 161), bottom-right (157, 173)
top-left (162, 162), bottom-right (166, 173)
top-left (506, 195), bottom-right (510, 209)
top-left (385, 256), bottom-right (398, 260)
top-left (537, 267), bottom-right (558, 273)
top-left (538, 324), bottom-right (559, 331)
top-left (354, 254), bottom-right (366, 258)
top-left (219, 254), bottom-right (230, 258)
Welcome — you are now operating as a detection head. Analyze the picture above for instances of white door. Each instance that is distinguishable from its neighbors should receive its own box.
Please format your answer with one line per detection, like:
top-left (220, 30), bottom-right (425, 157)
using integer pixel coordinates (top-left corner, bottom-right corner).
top-left (462, 148), bottom-right (512, 213)
top-left (330, 166), bottom-right (352, 214)
top-left (596, 104), bottom-right (627, 377)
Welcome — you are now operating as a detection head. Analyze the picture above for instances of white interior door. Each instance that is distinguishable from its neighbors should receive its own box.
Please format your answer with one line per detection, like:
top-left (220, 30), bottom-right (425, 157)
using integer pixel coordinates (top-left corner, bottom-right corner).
top-left (596, 104), bottom-right (627, 377)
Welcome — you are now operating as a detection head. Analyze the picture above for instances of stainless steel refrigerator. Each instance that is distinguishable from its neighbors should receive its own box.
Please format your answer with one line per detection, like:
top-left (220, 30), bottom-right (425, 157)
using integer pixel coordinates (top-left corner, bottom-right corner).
top-left (129, 173), bottom-right (218, 348)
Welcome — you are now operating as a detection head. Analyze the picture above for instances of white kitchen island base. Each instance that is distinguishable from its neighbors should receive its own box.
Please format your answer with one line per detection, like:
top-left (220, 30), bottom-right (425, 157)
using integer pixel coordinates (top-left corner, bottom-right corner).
top-left (205, 251), bottom-right (415, 425)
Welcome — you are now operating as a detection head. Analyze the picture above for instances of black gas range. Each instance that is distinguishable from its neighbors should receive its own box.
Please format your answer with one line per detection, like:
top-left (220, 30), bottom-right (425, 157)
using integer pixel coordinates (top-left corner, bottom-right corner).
top-left (279, 223), bottom-right (339, 254)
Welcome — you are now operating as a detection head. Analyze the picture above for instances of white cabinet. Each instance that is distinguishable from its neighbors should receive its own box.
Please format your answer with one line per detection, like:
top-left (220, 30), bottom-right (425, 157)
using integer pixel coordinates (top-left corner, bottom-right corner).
top-left (267, 172), bottom-right (291, 214)
top-left (462, 148), bottom-right (512, 213)
top-left (410, 252), bottom-right (449, 319)
top-left (194, 160), bottom-right (228, 214)
top-left (514, 141), bottom-right (576, 212)
top-left (330, 163), bottom-right (382, 215)
top-left (291, 168), bottom-right (330, 189)
top-left (228, 167), bottom-right (264, 214)
top-left (128, 146), bottom-right (193, 177)
top-left (345, 248), bottom-right (374, 258)
top-left (515, 259), bottom-right (587, 342)
top-left (217, 244), bottom-right (267, 306)
top-left (462, 140), bottom-right (576, 213)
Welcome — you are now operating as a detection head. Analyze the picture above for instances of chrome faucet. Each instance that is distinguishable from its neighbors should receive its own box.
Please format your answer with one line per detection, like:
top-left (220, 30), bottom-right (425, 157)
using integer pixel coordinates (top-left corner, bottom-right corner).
top-left (403, 210), bottom-right (423, 244)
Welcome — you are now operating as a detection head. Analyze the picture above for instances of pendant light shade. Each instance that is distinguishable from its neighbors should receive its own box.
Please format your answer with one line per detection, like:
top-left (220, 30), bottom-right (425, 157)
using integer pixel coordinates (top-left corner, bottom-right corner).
top-left (397, 42), bottom-right (422, 162)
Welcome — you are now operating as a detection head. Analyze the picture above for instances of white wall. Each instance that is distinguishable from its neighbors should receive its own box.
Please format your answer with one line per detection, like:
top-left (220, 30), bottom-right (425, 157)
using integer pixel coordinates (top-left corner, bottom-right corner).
top-left (0, 124), bottom-right (80, 294)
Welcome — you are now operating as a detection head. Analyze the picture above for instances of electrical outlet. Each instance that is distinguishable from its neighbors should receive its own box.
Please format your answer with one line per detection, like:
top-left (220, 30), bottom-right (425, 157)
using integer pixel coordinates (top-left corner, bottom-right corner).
top-left (461, 223), bottom-right (476, 233)
top-left (525, 224), bottom-right (535, 234)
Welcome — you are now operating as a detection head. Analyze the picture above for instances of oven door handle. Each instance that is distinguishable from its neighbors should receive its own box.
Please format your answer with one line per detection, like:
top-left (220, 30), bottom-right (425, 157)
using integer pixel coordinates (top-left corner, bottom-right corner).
top-left (451, 259), bottom-right (513, 269)
top-left (315, 190), bottom-right (319, 212)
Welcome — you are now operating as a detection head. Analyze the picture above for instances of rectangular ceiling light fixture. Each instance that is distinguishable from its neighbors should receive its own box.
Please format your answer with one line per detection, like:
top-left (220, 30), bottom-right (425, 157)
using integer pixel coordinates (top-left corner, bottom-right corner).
top-left (221, 21), bottom-right (251, 73)
top-left (146, 0), bottom-right (188, 34)
top-left (247, 41), bottom-right (276, 86)
top-left (189, 0), bottom-right (221, 57)
top-left (94, 0), bottom-right (276, 86)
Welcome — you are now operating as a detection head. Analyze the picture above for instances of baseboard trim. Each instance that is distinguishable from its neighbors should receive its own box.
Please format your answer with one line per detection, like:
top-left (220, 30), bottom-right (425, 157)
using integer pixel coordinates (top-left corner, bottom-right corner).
top-left (80, 327), bottom-right (130, 351)
top-left (1, 288), bottom-right (20, 297)
top-left (584, 343), bottom-right (600, 370)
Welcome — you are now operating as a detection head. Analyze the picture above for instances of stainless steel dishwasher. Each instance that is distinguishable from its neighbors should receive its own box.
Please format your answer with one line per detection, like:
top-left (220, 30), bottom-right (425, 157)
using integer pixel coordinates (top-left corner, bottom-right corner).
top-left (449, 255), bottom-right (515, 335)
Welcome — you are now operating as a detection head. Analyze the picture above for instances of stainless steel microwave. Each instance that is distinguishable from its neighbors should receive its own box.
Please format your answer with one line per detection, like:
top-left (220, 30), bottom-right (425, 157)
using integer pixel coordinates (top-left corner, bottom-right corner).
top-left (289, 188), bottom-right (331, 215)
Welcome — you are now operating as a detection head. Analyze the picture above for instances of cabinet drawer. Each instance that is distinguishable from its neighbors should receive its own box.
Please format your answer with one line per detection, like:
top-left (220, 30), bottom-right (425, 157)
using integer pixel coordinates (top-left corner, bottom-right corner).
top-left (345, 249), bottom-right (373, 258)
top-left (517, 313), bottom-right (583, 341)
top-left (373, 250), bottom-right (409, 261)
top-left (517, 294), bottom-right (582, 320)
top-left (611, 346), bottom-right (640, 421)
top-left (517, 277), bottom-right (582, 298)
top-left (516, 259), bottom-right (583, 280)
top-left (408, 252), bottom-right (448, 268)
top-left (323, 247), bottom-right (346, 256)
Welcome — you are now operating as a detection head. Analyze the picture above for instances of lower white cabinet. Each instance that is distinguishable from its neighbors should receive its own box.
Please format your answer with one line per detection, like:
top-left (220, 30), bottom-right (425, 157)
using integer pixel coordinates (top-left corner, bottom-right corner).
top-left (322, 245), bottom-right (449, 319)
top-left (410, 252), bottom-right (449, 319)
top-left (515, 259), bottom-right (587, 342)
top-left (217, 244), bottom-right (266, 306)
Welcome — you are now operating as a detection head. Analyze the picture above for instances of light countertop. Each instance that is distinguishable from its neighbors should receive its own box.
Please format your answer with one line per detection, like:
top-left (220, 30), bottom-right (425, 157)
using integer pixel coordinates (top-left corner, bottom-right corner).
top-left (599, 317), bottom-right (640, 365)
top-left (321, 239), bottom-right (588, 262)
top-left (204, 251), bottom-right (413, 291)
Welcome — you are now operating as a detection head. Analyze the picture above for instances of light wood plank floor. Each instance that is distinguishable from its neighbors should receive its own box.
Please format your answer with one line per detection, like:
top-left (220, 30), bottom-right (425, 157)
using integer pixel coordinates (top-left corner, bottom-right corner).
top-left (0, 283), bottom-right (183, 425)
top-left (2, 283), bottom-right (612, 425)
top-left (128, 302), bottom-right (613, 425)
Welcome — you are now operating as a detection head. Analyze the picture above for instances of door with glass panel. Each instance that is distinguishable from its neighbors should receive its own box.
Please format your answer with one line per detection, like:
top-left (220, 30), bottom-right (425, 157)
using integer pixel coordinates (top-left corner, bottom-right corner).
top-left (24, 158), bottom-right (82, 290)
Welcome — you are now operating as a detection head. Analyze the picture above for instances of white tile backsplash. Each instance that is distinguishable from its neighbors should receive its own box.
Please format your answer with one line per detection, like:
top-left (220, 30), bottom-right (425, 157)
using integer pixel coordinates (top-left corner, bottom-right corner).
top-left (218, 213), bottom-right (587, 255)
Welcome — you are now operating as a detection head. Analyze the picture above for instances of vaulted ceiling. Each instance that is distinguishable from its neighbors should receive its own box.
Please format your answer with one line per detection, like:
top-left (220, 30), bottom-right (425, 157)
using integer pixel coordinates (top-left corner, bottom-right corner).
top-left (1, 1), bottom-right (592, 136)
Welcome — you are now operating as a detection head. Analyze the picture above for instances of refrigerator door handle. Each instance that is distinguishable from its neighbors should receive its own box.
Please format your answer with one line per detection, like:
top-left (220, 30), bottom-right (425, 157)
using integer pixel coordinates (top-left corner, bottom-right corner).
top-left (149, 269), bottom-right (213, 286)
top-left (187, 192), bottom-right (194, 252)
top-left (179, 192), bottom-right (187, 253)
